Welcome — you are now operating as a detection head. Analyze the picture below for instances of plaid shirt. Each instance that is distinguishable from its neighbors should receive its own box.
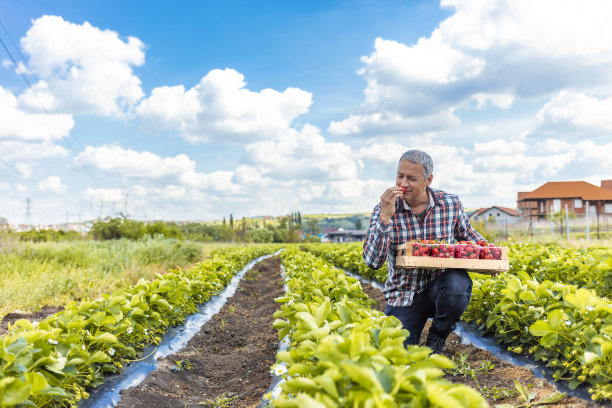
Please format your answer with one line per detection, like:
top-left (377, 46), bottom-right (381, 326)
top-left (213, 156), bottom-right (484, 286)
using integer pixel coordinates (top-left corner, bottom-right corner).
top-left (363, 187), bottom-right (484, 307)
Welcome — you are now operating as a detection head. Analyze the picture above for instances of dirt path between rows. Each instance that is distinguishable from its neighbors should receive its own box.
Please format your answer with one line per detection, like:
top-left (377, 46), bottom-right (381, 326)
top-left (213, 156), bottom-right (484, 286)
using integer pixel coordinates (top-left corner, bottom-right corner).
top-left (117, 256), bottom-right (283, 408)
top-left (359, 282), bottom-right (600, 408)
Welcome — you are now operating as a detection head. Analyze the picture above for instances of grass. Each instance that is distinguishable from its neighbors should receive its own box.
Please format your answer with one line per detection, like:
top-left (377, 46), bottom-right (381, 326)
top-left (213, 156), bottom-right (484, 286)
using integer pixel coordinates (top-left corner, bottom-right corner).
top-left (0, 237), bottom-right (222, 321)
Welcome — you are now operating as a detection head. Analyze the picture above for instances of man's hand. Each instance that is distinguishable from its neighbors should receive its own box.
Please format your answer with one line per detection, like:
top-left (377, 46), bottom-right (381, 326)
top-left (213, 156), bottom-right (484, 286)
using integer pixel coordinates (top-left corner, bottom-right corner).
top-left (380, 186), bottom-right (404, 225)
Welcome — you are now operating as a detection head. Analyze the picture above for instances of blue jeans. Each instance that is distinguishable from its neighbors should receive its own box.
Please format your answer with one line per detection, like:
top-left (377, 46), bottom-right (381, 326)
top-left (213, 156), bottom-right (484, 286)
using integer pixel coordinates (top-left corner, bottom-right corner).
top-left (385, 268), bottom-right (472, 347)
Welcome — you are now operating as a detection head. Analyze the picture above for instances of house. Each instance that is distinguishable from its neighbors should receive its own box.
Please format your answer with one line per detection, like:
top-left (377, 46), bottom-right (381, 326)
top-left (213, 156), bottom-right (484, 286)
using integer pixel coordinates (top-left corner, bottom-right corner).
top-left (469, 206), bottom-right (521, 224)
top-left (322, 228), bottom-right (367, 243)
top-left (517, 180), bottom-right (612, 221)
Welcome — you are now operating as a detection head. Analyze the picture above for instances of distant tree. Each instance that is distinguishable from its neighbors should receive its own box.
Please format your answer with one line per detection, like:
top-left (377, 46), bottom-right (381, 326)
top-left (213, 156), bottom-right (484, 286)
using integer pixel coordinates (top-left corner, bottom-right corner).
top-left (229, 213), bottom-right (234, 228)
top-left (279, 216), bottom-right (289, 229)
top-left (355, 218), bottom-right (363, 230)
top-left (145, 221), bottom-right (183, 239)
top-left (307, 218), bottom-right (320, 235)
top-left (247, 228), bottom-right (274, 243)
top-left (90, 217), bottom-right (145, 240)
top-left (297, 211), bottom-right (302, 225)
top-left (223, 216), bottom-right (226, 225)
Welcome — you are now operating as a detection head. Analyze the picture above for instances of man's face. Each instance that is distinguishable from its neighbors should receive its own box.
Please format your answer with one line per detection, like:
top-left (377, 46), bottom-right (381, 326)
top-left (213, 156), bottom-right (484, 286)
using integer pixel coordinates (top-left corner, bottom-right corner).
top-left (396, 160), bottom-right (433, 203)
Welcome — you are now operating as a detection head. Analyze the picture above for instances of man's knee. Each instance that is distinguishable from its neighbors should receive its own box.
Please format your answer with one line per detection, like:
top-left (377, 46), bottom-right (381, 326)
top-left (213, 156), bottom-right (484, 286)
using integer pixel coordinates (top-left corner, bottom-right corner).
top-left (440, 268), bottom-right (472, 293)
top-left (437, 292), bottom-right (470, 318)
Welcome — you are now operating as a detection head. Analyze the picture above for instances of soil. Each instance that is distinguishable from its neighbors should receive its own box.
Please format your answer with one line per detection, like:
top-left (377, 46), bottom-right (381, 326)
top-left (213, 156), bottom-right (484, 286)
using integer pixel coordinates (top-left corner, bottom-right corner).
top-left (0, 306), bottom-right (63, 335)
top-left (117, 256), bottom-right (284, 408)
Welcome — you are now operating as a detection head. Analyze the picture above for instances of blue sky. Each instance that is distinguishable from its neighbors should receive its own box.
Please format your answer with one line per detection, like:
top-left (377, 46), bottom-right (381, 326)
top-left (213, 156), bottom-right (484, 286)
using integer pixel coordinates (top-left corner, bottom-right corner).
top-left (1, 0), bottom-right (611, 224)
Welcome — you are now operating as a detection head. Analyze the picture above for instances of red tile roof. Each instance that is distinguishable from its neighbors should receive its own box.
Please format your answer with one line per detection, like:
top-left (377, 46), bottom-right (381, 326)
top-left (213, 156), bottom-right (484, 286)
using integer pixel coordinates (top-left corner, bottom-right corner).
top-left (519, 181), bottom-right (612, 201)
top-left (495, 206), bottom-right (520, 216)
top-left (602, 180), bottom-right (612, 191)
top-left (471, 207), bottom-right (488, 218)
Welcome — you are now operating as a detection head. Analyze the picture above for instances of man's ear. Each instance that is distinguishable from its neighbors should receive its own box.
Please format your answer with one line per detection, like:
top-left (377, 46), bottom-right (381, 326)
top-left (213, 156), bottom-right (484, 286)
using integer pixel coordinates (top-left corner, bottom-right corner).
top-left (426, 174), bottom-right (433, 186)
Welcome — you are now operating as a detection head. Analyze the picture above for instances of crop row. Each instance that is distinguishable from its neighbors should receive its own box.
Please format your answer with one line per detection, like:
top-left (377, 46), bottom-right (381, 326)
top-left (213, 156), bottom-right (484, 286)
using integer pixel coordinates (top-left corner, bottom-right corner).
top-left (464, 271), bottom-right (612, 402)
top-left (508, 243), bottom-right (611, 299)
top-left (303, 243), bottom-right (612, 402)
top-left (301, 242), bottom-right (387, 283)
top-left (0, 245), bottom-right (277, 407)
top-left (269, 248), bottom-right (487, 407)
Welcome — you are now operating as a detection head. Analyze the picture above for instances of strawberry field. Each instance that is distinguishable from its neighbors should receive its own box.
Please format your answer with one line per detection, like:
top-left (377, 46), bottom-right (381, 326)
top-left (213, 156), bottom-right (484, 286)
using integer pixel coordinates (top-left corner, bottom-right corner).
top-left (0, 241), bottom-right (610, 407)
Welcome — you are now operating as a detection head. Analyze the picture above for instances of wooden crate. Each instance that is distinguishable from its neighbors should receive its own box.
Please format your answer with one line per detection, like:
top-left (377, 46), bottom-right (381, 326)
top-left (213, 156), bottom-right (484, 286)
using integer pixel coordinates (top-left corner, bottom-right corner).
top-left (395, 243), bottom-right (509, 274)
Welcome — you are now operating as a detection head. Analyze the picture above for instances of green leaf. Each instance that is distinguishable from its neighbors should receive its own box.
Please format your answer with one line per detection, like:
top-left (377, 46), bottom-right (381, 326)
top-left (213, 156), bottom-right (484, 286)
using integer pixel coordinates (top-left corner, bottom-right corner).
top-left (295, 312), bottom-right (319, 332)
top-left (26, 372), bottom-right (48, 394)
top-left (530, 321), bottom-right (553, 337)
top-left (519, 291), bottom-right (536, 302)
top-left (87, 350), bottom-right (111, 364)
top-left (548, 309), bottom-right (563, 328)
top-left (341, 363), bottom-right (383, 393)
top-left (94, 332), bottom-right (118, 344)
top-left (583, 351), bottom-right (600, 364)
top-left (315, 299), bottom-right (331, 327)
top-left (0, 378), bottom-right (31, 406)
top-left (314, 374), bottom-right (339, 399)
top-left (535, 392), bottom-right (565, 404)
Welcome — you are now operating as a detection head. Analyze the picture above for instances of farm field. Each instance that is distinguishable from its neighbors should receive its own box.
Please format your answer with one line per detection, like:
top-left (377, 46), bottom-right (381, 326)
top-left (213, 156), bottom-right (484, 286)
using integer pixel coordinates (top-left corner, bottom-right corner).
top-left (0, 240), bottom-right (610, 407)
top-left (0, 238), bottom-right (253, 322)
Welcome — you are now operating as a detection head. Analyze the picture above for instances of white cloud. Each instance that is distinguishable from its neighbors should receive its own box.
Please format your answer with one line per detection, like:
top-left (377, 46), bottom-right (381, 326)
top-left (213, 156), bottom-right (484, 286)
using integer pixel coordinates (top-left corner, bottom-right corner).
top-left (77, 145), bottom-right (193, 180)
top-left (136, 68), bottom-right (312, 143)
top-left (19, 15), bottom-right (145, 116)
top-left (0, 86), bottom-right (74, 142)
top-left (332, 0), bottom-right (612, 138)
top-left (243, 124), bottom-right (359, 181)
top-left (38, 176), bottom-right (66, 194)
top-left (76, 145), bottom-right (241, 193)
top-left (536, 91), bottom-right (612, 131)
top-left (470, 93), bottom-right (514, 110)
top-left (15, 163), bottom-right (33, 179)
top-left (329, 109), bottom-right (459, 137)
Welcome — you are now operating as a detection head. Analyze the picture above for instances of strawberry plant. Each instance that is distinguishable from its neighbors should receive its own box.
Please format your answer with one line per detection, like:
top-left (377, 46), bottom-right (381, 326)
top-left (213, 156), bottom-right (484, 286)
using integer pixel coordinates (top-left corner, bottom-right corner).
top-left (269, 248), bottom-right (488, 407)
top-left (0, 245), bottom-right (278, 407)
top-left (306, 242), bottom-right (612, 403)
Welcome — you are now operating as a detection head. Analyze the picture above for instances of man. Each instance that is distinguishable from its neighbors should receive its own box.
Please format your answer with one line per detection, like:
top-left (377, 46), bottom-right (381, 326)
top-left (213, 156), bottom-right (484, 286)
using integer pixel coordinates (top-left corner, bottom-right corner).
top-left (363, 150), bottom-right (484, 354)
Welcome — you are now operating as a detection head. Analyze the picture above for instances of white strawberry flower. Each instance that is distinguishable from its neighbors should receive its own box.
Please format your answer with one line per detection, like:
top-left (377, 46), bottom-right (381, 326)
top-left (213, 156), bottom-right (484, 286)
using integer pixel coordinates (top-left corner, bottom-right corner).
top-left (127, 327), bottom-right (133, 334)
top-left (108, 348), bottom-right (115, 356)
top-left (586, 306), bottom-right (594, 311)
top-left (47, 339), bottom-right (58, 345)
top-left (271, 363), bottom-right (287, 376)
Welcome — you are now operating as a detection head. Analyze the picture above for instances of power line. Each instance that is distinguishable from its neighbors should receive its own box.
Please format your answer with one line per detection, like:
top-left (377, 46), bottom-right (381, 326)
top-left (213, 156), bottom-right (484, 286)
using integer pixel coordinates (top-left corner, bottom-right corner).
top-left (0, 19), bottom-right (102, 189)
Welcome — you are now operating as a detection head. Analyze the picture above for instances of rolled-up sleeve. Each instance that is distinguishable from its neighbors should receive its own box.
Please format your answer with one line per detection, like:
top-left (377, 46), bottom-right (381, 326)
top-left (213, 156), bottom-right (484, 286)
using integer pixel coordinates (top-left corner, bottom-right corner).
top-left (363, 203), bottom-right (391, 270)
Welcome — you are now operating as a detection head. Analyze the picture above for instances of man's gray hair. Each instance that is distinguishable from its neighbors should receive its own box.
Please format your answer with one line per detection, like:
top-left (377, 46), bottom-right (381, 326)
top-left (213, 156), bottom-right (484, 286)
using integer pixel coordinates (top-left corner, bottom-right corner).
top-left (399, 150), bottom-right (433, 179)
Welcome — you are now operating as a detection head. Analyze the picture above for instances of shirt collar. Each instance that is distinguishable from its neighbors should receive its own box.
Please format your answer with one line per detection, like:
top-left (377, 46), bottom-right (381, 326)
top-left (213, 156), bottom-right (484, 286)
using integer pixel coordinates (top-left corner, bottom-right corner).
top-left (400, 187), bottom-right (435, 212)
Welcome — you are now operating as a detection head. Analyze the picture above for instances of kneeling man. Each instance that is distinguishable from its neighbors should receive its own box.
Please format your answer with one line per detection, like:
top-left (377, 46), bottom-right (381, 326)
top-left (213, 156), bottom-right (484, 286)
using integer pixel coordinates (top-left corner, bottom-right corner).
top-left (363, 150), bottom-right (485, 354)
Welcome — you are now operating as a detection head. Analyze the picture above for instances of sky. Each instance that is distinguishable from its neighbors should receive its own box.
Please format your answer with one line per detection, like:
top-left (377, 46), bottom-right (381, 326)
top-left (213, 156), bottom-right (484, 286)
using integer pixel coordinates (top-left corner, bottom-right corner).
top-left (1, 0), bottom-right (611, 225)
